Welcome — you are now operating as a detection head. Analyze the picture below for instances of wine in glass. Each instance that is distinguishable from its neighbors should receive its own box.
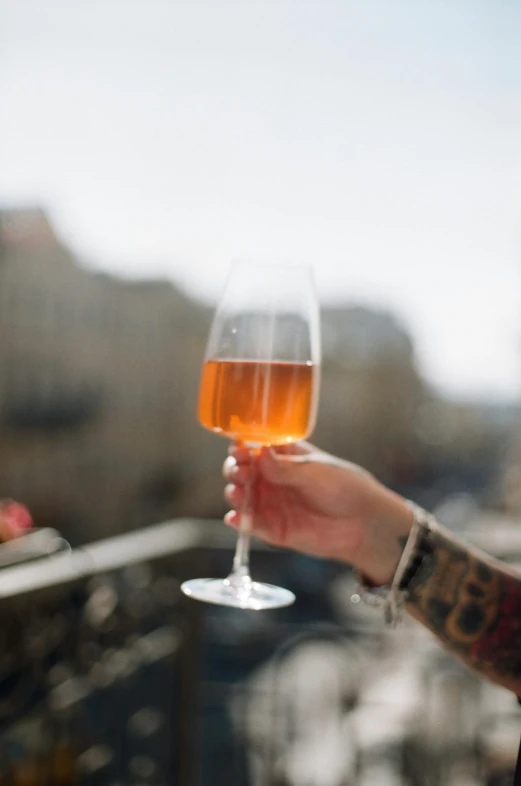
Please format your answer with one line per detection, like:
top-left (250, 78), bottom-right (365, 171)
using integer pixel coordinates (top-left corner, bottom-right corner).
top-left (181, 262), bottom-right (321, 610)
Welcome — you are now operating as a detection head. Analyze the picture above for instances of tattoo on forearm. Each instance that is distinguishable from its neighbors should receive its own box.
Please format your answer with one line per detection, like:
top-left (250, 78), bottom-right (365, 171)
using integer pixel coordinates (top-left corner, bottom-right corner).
top-left (405, 530), bottom-right (521, 684)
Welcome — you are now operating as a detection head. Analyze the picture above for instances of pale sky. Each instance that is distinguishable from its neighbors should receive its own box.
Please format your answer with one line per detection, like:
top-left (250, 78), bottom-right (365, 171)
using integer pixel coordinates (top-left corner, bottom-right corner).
top-left (1, 0), bottom-right (521, 401)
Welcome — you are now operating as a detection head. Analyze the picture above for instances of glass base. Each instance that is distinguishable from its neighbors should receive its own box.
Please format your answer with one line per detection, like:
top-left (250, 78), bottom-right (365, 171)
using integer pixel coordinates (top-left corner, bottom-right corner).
top-left (180, 577), bottom-right (296, 610)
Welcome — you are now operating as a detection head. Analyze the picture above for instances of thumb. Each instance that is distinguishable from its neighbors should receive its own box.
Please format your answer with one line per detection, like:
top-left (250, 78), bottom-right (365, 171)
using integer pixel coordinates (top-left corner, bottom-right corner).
top-left (259, 446), bottom-right (318, 486)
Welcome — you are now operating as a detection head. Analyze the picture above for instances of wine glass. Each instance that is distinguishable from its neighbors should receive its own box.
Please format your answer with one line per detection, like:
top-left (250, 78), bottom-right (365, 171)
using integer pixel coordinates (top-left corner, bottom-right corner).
top-left (181, 261), bottom-right (321, 610)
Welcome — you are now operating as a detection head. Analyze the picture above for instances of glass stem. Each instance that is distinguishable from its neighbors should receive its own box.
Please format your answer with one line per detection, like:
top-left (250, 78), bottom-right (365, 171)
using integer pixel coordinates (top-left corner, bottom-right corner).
top-left (229, 447), bottom-right (256, 589)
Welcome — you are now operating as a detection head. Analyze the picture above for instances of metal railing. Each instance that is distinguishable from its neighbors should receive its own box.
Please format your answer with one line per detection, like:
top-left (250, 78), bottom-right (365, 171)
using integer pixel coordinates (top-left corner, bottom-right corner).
top-left (0, 520), bottom-right (206, 786)
top-left (0, 520), bottom-right (518, 786)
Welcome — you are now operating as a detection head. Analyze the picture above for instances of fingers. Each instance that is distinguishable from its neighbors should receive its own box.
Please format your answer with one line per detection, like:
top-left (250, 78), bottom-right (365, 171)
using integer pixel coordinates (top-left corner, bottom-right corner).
top-left (223, 482), bottom-right (245, 509)
top-left (223, 487), bottom-right (254, 536)
top-left (223, 455), bottom-right (253, 486)
top-left (224, 510), bottom-right (240, 529)
top-left (224, 504), bottom-right (282, 551)
top-left (223, 507), bottom-right (273, 545)
top-left (223, 455), bottom-right (238, 479)
top-left (225, 441), bottom-right (320, 488)
top-left (259, 444), bottom-right (323, 485)
top-left (227, 440), bottom-right (313, 462)
top-left (268, 441), bottom-right (313, 456)
top-left (227, 443), bottom-right (253, 464)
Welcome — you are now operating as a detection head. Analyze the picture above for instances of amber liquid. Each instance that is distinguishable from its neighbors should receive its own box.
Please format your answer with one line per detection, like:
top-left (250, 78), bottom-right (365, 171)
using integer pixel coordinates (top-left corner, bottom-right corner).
top-left (198, 359), bottom-right (317, 445)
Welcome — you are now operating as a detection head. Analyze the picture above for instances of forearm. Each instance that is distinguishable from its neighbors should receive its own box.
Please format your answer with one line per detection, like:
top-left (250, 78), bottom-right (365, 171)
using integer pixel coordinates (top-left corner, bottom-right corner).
top-left (405, 523), bottom-right (521, 695)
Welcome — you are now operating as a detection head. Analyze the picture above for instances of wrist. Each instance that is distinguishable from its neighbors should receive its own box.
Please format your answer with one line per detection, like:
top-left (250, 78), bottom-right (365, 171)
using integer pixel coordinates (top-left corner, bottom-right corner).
top-left (355, 489), bottom-right (414, 587)
top-left (352, 502), bottom-right (438, 627)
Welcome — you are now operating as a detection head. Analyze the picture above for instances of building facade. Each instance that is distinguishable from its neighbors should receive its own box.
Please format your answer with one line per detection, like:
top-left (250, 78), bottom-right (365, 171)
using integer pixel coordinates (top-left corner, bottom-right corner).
top-left (0, 208), bottom-right (222, 543)
top-left (1, 207), bottom-right (511, 544)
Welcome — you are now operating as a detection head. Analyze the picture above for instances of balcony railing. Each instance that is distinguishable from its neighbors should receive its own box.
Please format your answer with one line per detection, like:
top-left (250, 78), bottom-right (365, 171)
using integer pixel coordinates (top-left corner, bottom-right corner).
top-left (0, 519), bottom-right (518, 786)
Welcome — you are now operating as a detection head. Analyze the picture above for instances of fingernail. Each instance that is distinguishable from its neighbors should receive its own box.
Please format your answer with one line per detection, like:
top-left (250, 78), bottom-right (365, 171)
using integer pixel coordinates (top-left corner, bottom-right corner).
top-left (223, 456), bottom-right (237, 475)
top-left (224, 511), bottom-right (239, 528)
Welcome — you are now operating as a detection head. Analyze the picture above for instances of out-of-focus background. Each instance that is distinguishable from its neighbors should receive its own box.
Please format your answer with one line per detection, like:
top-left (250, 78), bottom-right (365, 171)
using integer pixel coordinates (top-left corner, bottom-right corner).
top-left (0, 0), bottom-right (520, 784)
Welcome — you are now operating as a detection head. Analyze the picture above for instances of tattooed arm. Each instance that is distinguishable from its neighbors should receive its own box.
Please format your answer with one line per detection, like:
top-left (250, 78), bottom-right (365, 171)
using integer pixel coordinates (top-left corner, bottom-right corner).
top-left (224, 442), bottom-right (521, 695)
top-left (406, 526), bottom-right (521, 696)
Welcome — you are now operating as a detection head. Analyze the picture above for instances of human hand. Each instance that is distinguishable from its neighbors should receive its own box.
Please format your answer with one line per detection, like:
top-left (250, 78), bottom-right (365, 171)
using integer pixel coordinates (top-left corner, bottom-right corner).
top-left (223, 442), bottom-right (413, 586)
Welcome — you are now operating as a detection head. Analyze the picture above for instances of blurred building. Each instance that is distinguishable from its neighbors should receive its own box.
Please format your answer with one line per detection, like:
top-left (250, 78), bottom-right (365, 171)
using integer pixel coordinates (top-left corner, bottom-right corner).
top-left (316, 306), bottom-right (425, 483)
top-left (499, 410), bottom-right (521, 516)
top-left (0, 207), bottom-right (224, 543)
top-left (0, 207), bottom-right (514, 544)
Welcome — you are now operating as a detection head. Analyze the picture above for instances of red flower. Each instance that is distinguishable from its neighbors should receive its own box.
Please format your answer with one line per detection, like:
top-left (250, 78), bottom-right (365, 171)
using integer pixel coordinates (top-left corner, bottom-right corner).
top-left (0, 500), bottom-right (33, 541)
